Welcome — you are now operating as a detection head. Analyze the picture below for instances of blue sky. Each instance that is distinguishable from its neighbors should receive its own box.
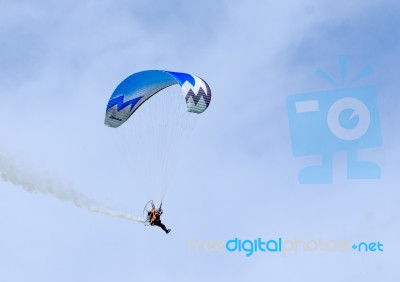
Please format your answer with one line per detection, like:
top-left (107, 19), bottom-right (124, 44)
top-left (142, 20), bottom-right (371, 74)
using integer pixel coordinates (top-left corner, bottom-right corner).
top-left (1, 0), bottom-right (399, 281)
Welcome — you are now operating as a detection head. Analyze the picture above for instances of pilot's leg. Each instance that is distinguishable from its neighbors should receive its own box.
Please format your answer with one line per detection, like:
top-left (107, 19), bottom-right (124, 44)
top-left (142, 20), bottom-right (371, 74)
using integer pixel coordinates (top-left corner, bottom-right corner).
top-left (153, 220), bottom-right (170, 233)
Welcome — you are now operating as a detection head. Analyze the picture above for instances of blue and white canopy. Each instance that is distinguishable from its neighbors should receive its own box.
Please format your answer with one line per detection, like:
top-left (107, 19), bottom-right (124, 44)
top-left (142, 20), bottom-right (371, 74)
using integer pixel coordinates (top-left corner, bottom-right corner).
top-left (104, 70), bottom-right (211, 128)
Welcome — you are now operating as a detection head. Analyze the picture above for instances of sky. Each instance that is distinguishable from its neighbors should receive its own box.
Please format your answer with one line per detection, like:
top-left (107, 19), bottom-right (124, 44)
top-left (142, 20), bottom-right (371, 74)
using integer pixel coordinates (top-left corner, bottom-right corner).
top-left (0, 0), bottom-right (400, 281)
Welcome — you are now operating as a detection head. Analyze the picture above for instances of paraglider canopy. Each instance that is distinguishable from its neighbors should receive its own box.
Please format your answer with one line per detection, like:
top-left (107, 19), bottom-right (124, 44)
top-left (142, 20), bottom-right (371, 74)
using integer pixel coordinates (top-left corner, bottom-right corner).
top-left (104, 70), bottom-right (211, 128)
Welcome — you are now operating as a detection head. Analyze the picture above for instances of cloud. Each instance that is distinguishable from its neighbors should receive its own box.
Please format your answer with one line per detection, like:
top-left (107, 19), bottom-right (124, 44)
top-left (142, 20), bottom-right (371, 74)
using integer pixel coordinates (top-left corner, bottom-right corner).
top-left (0, 0), bottom-right (399, 281)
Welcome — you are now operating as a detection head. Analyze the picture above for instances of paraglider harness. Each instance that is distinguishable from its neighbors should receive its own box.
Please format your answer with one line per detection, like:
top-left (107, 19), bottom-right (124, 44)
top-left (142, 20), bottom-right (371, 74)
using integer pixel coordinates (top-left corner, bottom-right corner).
top-left (143, 200), bottom-right (163, 226)
top-left (143, 200), bottom-right (171, 234)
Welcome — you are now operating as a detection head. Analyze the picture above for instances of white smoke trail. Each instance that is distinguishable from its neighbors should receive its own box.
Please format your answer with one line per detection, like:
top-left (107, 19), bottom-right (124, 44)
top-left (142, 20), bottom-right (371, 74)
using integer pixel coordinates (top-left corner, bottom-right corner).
top-left (0, 153), bottom-right (146, 223)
